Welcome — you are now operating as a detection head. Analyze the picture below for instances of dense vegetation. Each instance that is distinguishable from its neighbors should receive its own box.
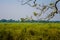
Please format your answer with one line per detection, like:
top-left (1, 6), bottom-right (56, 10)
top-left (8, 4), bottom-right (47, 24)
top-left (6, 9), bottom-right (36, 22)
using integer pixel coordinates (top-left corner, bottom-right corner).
top-left (0, 19), bottom-right (19, 22)
top-left (0, 23), bottom-right (60, 40)
top-left (0, 19), bottom-right (60, 23)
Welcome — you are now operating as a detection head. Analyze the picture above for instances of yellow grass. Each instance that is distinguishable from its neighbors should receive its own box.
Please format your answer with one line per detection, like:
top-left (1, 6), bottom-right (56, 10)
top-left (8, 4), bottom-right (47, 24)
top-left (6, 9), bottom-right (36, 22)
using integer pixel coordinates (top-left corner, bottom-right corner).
top-left (0, 23), bottom-right (60, 40)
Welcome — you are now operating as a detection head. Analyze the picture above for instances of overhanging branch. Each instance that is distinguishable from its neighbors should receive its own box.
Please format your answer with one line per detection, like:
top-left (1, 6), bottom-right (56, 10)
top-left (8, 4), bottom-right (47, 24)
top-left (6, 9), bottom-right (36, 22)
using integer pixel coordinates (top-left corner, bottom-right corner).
top-left (55, 0), bottom-right (60, 13)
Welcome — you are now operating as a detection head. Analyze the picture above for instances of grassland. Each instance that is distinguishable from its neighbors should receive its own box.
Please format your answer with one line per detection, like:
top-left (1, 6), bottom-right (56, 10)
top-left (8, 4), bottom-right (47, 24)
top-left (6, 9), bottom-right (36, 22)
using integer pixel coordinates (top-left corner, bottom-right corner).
top-left (0, 22), bottom-right (60, 40)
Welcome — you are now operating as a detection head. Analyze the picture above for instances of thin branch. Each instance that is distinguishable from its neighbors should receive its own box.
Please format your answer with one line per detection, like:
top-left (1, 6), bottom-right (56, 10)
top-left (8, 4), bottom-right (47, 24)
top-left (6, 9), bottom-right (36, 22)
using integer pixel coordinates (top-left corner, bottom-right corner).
top-left (55, 0), bottom-right (60, 13)
top-left (21, 0), bottom-right (32, 5)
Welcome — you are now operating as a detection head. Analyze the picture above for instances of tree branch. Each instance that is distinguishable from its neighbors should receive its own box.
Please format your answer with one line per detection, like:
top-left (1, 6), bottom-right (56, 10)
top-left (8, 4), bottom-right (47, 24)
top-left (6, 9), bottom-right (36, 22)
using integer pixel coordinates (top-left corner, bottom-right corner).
top-left (55, 0), bottom-right (60, 13)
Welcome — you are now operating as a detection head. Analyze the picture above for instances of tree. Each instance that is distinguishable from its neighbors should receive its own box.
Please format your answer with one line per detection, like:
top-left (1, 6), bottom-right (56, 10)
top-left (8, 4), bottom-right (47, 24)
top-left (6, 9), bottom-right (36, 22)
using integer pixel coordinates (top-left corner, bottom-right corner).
top-left (18, 0), bottom-right (60, 20)
top-left (20, 16), bottom-right (33, 22)
top-left (8, 19), bottom-right (15, 22)
top-left (0, 19), bottom-right (7, 22)
top-left (20, 18), bottom-right (25, 22)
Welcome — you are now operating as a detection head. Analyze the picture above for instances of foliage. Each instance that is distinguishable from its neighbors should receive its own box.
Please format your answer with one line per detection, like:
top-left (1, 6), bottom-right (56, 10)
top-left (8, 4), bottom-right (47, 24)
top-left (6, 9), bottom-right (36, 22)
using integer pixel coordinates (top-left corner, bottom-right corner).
top-left (33, 12), bottom-right (38, 16)
top-left (0, 19), bottom-right (60, 23)
top-left (0, 19), bottom-right (20, 22)
top-left (19, 0), bottom-right (60, 20)
top-left (20, 18), bottom-right (25, 22)
top-left (0, 19), bottom-right (7, 22)
top-left (0, 23), bottom-right (60, 40)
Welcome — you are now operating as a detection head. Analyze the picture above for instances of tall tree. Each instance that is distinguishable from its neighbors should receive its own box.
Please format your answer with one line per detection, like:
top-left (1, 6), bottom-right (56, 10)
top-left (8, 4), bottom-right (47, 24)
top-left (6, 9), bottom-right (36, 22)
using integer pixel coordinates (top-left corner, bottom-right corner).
top-left (18, 0), bottom-right (60, 20)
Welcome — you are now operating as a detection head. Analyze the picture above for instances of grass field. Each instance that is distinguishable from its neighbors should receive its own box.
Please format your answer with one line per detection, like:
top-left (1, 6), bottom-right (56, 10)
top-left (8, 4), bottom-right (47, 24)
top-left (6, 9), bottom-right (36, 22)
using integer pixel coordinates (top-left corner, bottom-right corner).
top-left (0, 22), bottom-right (60, 40)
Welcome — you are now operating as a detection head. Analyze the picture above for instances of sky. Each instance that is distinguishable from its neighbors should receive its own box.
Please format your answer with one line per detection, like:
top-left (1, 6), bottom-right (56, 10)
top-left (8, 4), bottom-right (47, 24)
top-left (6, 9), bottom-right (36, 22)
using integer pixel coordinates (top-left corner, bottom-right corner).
top-left (0, 0), bottom-right (60, 21)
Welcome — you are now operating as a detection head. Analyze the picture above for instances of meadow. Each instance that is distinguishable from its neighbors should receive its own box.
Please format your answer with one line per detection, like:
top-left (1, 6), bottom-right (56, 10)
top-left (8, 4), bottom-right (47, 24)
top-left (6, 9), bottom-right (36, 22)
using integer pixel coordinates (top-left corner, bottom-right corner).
top-left (0, 22), bottom-right (60, 40)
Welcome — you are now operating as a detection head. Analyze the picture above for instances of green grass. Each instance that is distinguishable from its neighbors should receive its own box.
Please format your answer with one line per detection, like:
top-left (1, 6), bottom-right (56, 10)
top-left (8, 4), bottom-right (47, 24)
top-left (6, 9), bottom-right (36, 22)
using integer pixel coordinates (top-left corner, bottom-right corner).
top-left (0, 22), bottom-right (60, 40)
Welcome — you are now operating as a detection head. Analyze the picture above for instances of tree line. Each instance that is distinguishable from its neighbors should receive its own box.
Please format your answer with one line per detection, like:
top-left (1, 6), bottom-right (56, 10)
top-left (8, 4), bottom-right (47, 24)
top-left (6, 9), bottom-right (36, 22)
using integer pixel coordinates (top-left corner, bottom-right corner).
top-left (0, 19), bottom-right (20, 22)
top-left (0, 19), bottom-right (60, 23)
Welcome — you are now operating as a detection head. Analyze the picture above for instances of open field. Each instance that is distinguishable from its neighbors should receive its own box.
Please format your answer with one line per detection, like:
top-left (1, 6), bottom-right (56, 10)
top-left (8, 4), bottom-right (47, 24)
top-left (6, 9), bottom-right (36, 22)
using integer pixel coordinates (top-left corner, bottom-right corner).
top-left (0, 22), bottom-right (60, 40)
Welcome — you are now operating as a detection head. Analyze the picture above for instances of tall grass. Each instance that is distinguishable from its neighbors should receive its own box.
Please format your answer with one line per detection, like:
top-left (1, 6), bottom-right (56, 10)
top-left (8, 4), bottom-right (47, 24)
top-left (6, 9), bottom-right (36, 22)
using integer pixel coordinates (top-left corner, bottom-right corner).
top-left (0, 23), bottom-right (60, 40)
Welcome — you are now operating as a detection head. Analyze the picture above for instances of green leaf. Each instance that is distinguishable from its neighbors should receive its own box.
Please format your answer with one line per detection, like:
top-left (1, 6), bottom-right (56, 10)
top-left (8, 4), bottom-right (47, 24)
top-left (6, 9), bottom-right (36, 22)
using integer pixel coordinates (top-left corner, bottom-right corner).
top-left (33, 12), bottom-right (38, 16)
